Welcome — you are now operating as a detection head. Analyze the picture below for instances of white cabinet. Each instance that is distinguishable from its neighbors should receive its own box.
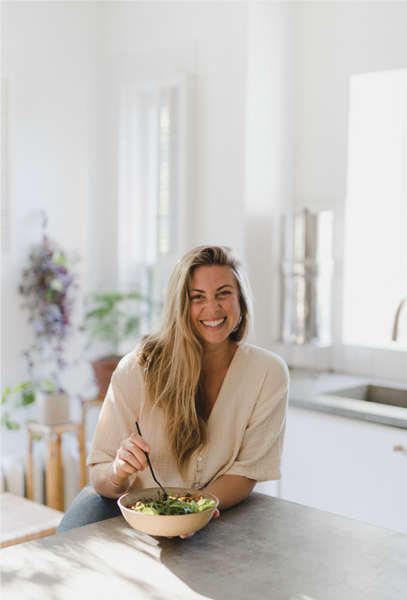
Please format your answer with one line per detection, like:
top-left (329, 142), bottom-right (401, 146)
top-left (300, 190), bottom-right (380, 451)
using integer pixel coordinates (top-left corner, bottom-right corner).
top-left (278, 407), bottom-right (407, 534)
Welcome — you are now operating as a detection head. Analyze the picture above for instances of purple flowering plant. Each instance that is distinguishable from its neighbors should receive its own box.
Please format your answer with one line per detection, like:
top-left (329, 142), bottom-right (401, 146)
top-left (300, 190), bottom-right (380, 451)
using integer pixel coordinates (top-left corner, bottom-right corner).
top-left (1, 215), bottom-right (79, 430)
top-left (19, 219), bottom-right (78, 383)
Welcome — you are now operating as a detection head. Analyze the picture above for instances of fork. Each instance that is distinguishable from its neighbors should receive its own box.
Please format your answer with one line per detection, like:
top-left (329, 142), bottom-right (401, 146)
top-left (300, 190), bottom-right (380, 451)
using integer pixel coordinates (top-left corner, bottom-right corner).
top-left (135, 421), bottom-right (167, 500)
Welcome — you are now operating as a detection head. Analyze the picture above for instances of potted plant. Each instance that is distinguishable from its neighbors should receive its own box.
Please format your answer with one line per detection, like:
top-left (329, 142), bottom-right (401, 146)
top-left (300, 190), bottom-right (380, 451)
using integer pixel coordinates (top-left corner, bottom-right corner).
top-left (82, 290), bottom-right (151, 398)
top-left (1, 215), bottom-right (78, 429)
top-left (1, 381), bottom-right (36, 431)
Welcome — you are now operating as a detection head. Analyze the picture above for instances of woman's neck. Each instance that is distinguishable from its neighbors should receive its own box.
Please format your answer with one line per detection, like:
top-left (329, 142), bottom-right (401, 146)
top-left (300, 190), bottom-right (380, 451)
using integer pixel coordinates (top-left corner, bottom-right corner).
top-left (200, 339), bottom-right (238, 377)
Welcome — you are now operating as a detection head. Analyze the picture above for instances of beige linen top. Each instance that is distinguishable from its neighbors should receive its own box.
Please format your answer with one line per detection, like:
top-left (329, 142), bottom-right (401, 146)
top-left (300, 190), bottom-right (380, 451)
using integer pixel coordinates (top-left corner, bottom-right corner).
top-left (87, 343), bottom-right (289, 492)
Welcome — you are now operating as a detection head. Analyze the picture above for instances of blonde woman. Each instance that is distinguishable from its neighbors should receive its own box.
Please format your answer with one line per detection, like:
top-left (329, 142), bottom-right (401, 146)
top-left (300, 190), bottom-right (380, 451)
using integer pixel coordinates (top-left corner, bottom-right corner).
top-left (58, 246), bottom-right (289, 534)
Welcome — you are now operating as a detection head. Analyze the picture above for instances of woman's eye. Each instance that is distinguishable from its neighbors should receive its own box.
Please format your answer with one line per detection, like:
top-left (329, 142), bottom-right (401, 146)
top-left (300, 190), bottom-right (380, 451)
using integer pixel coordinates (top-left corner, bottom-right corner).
top-left (191, 295), bottom-right (203, 302)
top-left (218, 291), bottom-right (231, 297)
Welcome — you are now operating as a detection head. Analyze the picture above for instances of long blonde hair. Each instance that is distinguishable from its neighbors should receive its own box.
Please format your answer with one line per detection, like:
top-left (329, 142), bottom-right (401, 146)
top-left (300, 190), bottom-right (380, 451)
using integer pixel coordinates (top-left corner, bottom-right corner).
top-left (137, 246), bottom-right (253, 473)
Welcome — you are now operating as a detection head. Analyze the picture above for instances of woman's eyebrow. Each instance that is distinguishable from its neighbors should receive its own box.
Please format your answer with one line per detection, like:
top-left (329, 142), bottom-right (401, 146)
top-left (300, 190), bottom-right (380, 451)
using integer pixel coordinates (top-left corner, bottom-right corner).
top-left (191, 284), bottom-right (234, 293)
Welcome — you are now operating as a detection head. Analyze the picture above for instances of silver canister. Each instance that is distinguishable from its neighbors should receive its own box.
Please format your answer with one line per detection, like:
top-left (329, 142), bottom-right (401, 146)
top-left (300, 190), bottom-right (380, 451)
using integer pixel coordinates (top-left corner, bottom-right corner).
top-left (280, 209), bottom-right (334, 346)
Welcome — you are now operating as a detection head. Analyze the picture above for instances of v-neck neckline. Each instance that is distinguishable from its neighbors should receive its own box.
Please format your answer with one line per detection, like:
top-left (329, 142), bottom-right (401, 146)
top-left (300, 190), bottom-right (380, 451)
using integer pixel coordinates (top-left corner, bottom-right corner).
top-left (206, 344), bottom-right (242, 421)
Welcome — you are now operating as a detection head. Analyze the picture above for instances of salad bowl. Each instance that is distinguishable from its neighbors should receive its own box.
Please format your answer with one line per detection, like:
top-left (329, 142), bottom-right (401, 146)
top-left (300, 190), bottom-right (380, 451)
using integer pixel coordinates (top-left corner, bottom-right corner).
top-left (118, 487), bottom-right (219, 537)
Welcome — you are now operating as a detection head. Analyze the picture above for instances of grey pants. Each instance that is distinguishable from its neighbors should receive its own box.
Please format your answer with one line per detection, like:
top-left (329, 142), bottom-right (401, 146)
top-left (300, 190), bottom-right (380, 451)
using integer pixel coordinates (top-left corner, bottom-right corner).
top-left (57, 484), bottom-right (122, 533)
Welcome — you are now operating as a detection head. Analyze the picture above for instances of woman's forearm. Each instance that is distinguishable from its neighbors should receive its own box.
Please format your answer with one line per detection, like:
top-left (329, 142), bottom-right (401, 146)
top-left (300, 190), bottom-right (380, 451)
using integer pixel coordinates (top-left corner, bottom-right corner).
top-left (204, 474), bottom-right (257, 511)
top-left (89, 461), bottom-right (130, 499)
top-left (90, 464), bottom-right (256, 507)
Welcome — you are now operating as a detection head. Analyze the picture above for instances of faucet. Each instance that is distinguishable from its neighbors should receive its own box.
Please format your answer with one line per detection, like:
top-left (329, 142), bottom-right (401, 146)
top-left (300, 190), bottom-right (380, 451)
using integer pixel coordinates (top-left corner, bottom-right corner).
top-left (392, 297), bottom-right (407, 341)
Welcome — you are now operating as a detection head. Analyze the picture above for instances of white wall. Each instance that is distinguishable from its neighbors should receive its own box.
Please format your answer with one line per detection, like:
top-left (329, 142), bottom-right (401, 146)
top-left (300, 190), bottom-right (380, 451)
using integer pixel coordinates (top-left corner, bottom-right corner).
top-left (1, 0), bottom-right (103, 372)
top-left (244, 1), bottom-right (298, 350)
top-left (1, 1), bottom-right (104, 455)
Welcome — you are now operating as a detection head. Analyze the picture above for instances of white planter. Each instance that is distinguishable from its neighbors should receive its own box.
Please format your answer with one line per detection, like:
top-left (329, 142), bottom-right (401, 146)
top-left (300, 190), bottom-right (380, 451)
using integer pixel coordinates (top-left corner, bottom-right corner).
top-left (36, 392), bottom-right (70, 426)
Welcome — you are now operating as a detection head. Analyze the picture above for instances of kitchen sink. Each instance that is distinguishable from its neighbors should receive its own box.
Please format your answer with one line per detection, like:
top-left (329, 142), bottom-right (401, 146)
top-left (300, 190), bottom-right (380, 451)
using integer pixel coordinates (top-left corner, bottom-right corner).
top-left (327, 385), bottom-right (407, 409)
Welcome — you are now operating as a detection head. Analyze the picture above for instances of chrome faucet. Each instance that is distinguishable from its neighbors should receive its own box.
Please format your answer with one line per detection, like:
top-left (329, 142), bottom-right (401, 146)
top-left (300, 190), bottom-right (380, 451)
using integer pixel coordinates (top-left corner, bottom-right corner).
top-left (392, 297), bottom-right (407, 341)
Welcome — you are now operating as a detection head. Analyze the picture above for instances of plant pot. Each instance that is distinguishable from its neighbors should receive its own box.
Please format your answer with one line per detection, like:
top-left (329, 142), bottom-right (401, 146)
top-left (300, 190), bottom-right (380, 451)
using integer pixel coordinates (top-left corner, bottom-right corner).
top-left (91, 357), bottom-right (121, 399)
top-left (36, 391), bottom-right (70, 426)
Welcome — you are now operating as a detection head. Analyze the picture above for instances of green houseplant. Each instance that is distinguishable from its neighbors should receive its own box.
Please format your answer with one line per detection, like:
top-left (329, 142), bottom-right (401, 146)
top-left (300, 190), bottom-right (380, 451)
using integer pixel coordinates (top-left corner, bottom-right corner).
top-left (1, 382), bottom-right (36, 431)
top-left (83, 290), bottom-right (151, 398)
top-left (1, 215), bottom-right (78, 429)
top-left (1, 379), bottom-right (61, 430)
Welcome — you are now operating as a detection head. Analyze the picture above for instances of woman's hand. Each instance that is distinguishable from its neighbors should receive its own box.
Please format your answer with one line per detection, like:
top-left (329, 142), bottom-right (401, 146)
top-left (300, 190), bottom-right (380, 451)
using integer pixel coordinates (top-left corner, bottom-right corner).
top-left (169, 475), bottom-right (253, 539)
top-left (112, 433), bottom-right (151, 481)
top-left (89, 433), bottom-right (152, 497)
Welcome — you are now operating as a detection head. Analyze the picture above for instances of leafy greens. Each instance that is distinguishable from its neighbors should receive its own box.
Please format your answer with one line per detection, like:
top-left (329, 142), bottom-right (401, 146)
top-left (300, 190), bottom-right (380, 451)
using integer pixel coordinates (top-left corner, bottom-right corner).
top-left (129, 491), bottom-right (216, 516)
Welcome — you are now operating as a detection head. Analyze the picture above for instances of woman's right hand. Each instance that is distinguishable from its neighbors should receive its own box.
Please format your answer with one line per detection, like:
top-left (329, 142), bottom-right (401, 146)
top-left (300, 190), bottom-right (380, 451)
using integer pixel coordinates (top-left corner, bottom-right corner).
top-left (111, 433), bottom-right (151, 482)
top-left (90, 433), bottom-right (152, 496)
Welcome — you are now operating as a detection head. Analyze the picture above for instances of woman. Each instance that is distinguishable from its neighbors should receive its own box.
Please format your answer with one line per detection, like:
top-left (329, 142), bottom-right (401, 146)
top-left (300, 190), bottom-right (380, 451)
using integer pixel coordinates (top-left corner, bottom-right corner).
top-left (58, 246), bottom-right (289, 534)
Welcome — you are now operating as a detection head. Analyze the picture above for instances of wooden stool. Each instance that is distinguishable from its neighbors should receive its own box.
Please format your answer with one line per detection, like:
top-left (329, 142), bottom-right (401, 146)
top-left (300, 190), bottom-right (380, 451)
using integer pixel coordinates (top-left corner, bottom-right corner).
top-left (26, 422), bottom-right (87, 512)
top-left (1, 492), bottom-right (64, 549)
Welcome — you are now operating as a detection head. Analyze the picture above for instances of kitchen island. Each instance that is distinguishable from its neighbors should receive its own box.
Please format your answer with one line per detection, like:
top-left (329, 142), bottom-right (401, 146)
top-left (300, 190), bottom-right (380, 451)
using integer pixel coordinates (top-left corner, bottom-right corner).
top-left (1, 492), bottom-right (406, 600)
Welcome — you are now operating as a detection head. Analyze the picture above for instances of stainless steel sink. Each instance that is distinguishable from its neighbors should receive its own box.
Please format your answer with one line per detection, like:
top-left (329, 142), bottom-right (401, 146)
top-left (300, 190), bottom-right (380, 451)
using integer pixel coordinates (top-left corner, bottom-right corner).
top-left (327, 385), bottom-right (407, 409)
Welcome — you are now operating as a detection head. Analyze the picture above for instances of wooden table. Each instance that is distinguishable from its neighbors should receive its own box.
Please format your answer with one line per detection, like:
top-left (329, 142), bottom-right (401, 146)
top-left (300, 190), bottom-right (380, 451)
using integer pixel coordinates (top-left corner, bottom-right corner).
top-left (1, 492), bottom-right (406, 600)
top-left (1, 493), bottom-right (63, 549)
top-left (26, 422), bottom-right (87, 511)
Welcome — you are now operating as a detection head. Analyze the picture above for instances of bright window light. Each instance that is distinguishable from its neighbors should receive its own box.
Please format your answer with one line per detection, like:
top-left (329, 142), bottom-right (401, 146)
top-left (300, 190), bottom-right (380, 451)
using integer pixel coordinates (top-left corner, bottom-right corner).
top-left (117, 76), bottom-right (193, 312)
top-left (342, 69), bottom-right (407, 349)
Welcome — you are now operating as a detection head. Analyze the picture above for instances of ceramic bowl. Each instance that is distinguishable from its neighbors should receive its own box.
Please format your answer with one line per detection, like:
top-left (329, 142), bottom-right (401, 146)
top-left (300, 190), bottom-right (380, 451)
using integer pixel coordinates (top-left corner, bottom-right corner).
top-left (118, 487), bottom-right (219, 537)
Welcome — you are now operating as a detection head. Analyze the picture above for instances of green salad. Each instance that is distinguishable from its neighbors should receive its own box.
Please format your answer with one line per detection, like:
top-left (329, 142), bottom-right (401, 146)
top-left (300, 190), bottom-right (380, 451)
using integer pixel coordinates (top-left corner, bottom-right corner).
top-left (129, 491), bottom-right (216, 516)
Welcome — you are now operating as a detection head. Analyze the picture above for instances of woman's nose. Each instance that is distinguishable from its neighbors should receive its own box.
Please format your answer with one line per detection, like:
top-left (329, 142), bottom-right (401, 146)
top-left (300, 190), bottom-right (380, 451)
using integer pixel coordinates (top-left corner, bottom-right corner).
top-left (207, 297), bottom-right (220, 311)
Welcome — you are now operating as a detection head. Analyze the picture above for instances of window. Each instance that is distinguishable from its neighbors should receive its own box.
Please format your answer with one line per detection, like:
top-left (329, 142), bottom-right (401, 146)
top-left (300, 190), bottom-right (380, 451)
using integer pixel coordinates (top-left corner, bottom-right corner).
top-left (117, 75), bottom-right (193, 324)
top-left (342, 69), bottom-right (407, 349)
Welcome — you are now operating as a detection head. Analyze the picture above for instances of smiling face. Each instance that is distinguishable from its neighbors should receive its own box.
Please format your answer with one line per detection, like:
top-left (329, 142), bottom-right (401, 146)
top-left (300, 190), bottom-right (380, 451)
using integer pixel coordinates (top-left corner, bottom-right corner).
top-left (189, 265), bottom-right (241, 350)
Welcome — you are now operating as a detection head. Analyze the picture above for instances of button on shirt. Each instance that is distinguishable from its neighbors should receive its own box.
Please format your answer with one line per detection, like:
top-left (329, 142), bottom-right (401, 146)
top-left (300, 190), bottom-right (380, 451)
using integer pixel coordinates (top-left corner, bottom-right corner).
top-left (87, 343), bottom-right (289, 492)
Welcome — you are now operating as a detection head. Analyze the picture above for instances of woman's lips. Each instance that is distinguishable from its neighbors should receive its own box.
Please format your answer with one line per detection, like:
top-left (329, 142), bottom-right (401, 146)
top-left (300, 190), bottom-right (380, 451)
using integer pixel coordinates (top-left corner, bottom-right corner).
top-left (201, 317), bottom-right (226, 328)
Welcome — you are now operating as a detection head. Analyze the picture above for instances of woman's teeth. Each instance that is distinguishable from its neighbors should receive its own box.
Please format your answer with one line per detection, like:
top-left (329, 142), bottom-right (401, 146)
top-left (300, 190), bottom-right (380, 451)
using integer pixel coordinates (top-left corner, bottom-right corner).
top-left (202, 317), bottom-right (226, 327)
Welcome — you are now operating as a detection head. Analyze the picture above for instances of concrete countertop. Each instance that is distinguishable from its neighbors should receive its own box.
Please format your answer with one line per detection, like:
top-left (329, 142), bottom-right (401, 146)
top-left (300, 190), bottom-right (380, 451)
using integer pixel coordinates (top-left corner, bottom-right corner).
top-left (289, 368), bottom-right (407, 429)
top-left (1, 492), bottom-right (407, 600)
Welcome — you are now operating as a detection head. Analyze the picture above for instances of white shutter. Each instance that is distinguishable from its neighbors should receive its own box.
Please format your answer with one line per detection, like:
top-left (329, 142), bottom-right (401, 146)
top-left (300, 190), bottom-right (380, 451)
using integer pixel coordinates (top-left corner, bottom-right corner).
top-left (117, 75), bottom-right (193, 321)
